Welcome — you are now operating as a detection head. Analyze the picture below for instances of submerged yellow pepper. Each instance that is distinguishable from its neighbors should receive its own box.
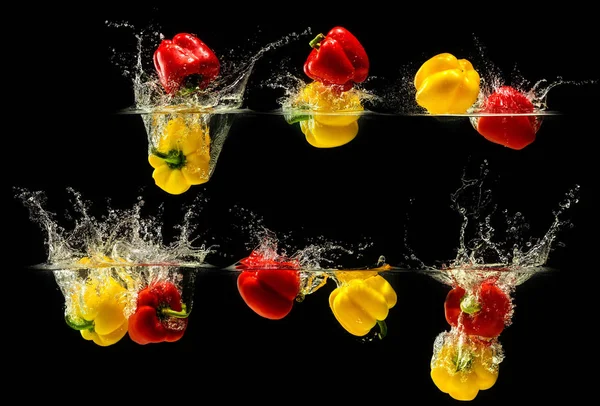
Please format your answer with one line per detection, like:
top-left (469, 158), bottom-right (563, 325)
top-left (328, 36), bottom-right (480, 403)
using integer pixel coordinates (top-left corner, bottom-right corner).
top-left (148, 116), bottom-right (211, 195)
top-left (414, 53), bottom-right (480, 114)
top-left (329, 273), bottom-right (397, 337)
top-left (290, 81), bottom-right (363, 148)
top-left (65, 257), bottom-right (131, 346)
top-left (430, 334), bottom-right (500, 401)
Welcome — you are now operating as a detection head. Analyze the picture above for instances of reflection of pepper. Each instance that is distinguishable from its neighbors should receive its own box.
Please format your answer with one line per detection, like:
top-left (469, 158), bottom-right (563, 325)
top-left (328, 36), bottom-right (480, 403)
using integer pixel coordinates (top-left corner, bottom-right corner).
top-left (289, 81), bottom-right (363, 148)
top-left (329, 274), bottom-right (397, 337)
top-left (128, 281), bottom-right (190, 345)
top-left (444, 282), bottom-right (512, 338)
top-left (149, 116), bottom-right (211, 195)
top-left (153, 32), bottom-right (220, 95)
top-left (414, 53), bottom-right (480, 114)
top-left (475, 85), bottom-right (541, 150)
top-left (304, 27), bottom-right (369, 92)
top-left (66, 268), bottom-right (129, 347)
top-left (236, 251), bottom-right (301, 320)
top-left (431, 334), bottom-right (500, 401)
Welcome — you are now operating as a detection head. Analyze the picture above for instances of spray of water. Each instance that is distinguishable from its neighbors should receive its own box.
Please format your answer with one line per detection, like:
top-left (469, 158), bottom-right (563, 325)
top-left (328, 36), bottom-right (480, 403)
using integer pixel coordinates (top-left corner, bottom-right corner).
top-left (107, 22), bottom-right (321, 188)
top-left (426, 160), bottom-right (580, 289)
top-left (470, 34), bottom-right (597, 112)
top-left (383, 34), bottom-right (597, 116)
top-left (227, 204), bottom-right (387, 299)
top-left (106, 21), bottom-right (313, 113)
top-left (16, 187), bottom-right (213, 268)
top-left (16, 186), bottom-right (210, 324)
top-left (230, 208), bottom-right (379, 271)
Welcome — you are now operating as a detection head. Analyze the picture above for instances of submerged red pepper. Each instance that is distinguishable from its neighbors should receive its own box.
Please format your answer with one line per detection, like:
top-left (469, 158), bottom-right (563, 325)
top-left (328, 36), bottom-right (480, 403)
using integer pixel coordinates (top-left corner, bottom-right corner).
top-left (303, 26), bottom-right (369, 92)
top-left (236, 251), bottom-right (301, 320)
top-left (475, 86), bottom-right (541, 150)
top-left (128, 281), bottom-right (190, 345)
top-left (153, 32), bottom-right (220, 95)
top-left (444, 281), bottom-right (512, 338)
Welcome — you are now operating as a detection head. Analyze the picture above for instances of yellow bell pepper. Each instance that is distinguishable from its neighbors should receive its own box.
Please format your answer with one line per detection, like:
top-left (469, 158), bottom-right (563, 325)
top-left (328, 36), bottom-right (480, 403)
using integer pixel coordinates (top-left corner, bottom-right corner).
top-left (414, 53), bottom-right (480, 114)
top-left (65, 257), bottom-right (131, 346)
top-left (430, 332), bottom-right (500, 401)
top-left (290, 81), bottom-right (363, 148)
top-left (148, 115), bottom-right (211, 195)
top-left (329, 273), bottom-right (397, 337)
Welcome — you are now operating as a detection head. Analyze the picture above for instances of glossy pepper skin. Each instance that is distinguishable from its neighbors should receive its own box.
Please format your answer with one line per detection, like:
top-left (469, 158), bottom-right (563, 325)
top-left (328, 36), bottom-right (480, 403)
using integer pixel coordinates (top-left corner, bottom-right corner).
top-left (304, 26), bottom-right (369, 92)
top-left (65, 264), bottom-right (129, 347)
top-left (128, 281), bottom-right (189, 345)
top-left (236, 251), bottom-right (301, 320)
top-left (291, 81), bottom-right (364, 148)
top-left (444, 282), bottom-right (512, 339)
top-left (475, 85), bottom-right (541, 150)
top-left (414, 53), bottom-right (480, 114)
top-left (329, 274), bottom-right (397, 337)
top-left (431, 335), bottom-right (500, 401)
top-left (153, 32), bottom-right (220, 95)
top-left (149, 116), bottom-right (211, 194)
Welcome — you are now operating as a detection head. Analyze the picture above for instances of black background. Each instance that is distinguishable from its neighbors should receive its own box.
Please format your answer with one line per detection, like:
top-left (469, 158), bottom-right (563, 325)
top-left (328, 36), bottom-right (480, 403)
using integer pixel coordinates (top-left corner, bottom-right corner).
top-left (7, 5), bottom-right (597, 404)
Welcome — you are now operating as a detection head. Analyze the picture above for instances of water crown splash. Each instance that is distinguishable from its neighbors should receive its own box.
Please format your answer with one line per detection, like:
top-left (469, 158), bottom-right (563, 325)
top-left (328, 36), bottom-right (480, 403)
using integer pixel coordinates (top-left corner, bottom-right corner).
top-left (432, 161), bottom-right (580, 288)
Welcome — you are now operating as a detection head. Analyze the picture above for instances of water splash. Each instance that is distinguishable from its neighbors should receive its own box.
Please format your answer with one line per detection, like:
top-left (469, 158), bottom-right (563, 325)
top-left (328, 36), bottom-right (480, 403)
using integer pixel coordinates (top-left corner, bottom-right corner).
top-left (17, 186), bottom-right (207, 335)
top-left (430, 160), bottom-right (579, 288)
top-left (107, 22), bottom-right (319, 190)
top-left (232, 216), bottom-right (385, 298)
top-left (252, 27), bottom-right (380, 114)
top-left (16, 187), bottom-right (213, 268)
top-left (470, 34), bottom-right (597, 112)
top-left (106, 21), bottom-right (312, 112)
top-left (385, 34), bottom-right (597, 115)
top-left (274, 75), bottom-right (379, 115)
top-left (227, 203), bottom-right (380, 271)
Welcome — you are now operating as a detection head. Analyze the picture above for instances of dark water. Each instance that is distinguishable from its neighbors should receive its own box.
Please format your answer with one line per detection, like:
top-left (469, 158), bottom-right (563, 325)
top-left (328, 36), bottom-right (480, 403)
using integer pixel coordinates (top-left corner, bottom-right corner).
top-left (7, 8), bottom-right (598, 404)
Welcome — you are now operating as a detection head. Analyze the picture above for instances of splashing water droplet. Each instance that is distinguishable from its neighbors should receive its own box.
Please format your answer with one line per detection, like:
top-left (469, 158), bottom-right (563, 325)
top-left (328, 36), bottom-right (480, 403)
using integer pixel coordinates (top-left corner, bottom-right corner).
top-left (15, 187), bottom-right (214, 268)
top-left (429, 161), bottom-right (579, 289)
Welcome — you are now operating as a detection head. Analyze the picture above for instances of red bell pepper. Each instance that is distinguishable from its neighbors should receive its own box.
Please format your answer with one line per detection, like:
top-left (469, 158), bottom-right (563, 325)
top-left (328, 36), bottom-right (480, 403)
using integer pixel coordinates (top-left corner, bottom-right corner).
top-left (475, 85), bottom-right (541, 150)
top-left (303, 26), bottom-right (369, 92)
top-left (236, 251), bottom-right (301, 320)
top-left (153, 32), bottom-right (220, 95)
top-left (128, 280), bottom-right (190, 345)
top-left (444, 281), bottom-right (512, 338)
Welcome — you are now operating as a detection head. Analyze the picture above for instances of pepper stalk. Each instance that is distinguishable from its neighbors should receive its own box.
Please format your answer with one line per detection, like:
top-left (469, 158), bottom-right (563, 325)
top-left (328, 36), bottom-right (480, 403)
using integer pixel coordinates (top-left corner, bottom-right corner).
top-left (65, 315), bottom-right (94, 331)
top-left (160, 303), bottom-right (190, 318)
top-left (309, 33), bottom-right (326, 49)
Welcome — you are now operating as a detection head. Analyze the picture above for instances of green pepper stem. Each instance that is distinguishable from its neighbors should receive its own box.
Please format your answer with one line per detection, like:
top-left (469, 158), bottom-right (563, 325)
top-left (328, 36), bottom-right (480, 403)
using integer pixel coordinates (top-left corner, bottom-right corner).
top-left (309, 33), bottom-right (325, 49)
top-left (178, 86), bottom-right (199, 97)
top-left (161, 307), bottom-right (190, 319)
top-left (151, 149), bottom-right (178, 164)
top-left (151, 148), bottom-right (186, 169)
top-left (285, 114), bottom-right (310, 124)
top-left (152, 149), bottom-right (168, 159)
top-left (163, 156), bottom-right (181, 165)
top-left (454, 348), bottom-right (474, 372)
top-left (460, 294), bottom-right (481, 315)
top-left (65, 315), bottom-right (94, 331)
top-left (376, 320), bottom-right (388, 340)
